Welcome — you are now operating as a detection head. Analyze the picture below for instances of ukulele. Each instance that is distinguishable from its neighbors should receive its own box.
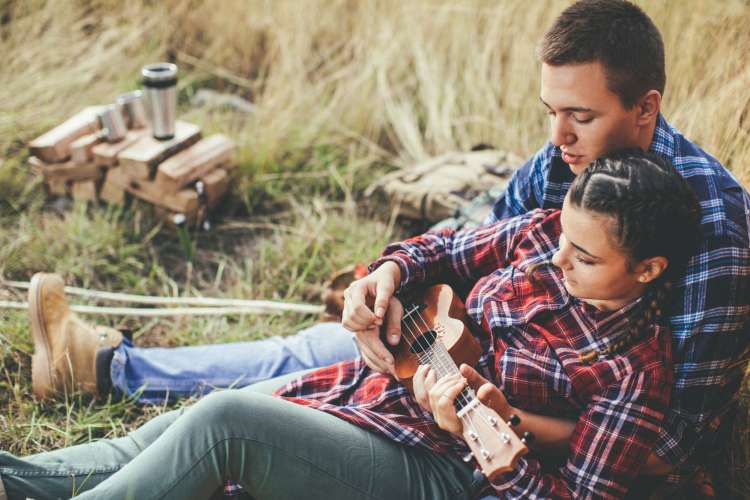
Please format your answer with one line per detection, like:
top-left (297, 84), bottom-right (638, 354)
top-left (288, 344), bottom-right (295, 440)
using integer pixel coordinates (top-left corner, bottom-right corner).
top-left (391, 284), bottom-right (530, 479)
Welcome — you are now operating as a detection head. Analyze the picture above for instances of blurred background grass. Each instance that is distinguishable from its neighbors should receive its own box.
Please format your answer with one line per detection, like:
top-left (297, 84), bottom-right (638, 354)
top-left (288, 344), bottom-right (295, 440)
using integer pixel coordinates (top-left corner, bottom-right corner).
top-left (0, 0), bottom-right (748, 496)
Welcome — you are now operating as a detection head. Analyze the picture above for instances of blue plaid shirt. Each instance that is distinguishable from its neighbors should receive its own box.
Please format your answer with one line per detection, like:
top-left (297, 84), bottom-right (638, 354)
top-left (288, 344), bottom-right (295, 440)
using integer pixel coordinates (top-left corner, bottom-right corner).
top-left (486, 114), bottom-right (750, 470)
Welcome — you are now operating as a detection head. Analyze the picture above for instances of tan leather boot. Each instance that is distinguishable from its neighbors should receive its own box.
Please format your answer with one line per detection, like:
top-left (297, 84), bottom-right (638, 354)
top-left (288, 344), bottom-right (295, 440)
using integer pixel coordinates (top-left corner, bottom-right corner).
top-left (29, 273), bottom-right (123, 399)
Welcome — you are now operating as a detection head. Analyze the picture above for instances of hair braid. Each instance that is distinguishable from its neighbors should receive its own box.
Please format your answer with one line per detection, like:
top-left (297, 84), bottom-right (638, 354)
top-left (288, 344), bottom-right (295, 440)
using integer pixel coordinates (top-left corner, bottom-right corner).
top-left (569, 149), bottom-right (700, 364)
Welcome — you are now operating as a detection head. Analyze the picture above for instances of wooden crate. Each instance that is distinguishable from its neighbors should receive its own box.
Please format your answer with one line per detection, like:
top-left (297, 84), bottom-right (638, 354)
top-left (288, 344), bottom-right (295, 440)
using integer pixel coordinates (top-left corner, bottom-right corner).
top-left (91, 130), bottom-right (149, 167)
top-left (105, 167), bottom-right (199, 215)
top-left (117, 121), bottom-right (202, 180)
top-left (155, 134), bottom-right (235, 192)
top-left (29, 106), bottom-right (103, 163)
top-left (29, 156), bottom-right (101, 182)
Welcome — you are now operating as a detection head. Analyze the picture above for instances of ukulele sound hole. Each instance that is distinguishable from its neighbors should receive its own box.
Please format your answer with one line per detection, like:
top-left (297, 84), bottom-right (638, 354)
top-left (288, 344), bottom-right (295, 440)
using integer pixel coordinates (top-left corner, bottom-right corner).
top-left (409, 329), bottom-right (438, 354)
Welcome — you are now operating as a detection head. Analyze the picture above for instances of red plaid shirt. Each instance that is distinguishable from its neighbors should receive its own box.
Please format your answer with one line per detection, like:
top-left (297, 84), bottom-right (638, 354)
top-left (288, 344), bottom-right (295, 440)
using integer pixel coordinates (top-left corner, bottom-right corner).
top-left (268, 210), bottom-right (672, 499)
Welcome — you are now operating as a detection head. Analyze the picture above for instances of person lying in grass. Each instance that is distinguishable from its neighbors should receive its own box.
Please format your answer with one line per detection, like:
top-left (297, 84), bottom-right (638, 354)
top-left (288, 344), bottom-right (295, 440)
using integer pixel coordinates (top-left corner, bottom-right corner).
top-left (21, 0), bottom-right (750, 495)
top-left (0, 150), bottom-right (702, 499)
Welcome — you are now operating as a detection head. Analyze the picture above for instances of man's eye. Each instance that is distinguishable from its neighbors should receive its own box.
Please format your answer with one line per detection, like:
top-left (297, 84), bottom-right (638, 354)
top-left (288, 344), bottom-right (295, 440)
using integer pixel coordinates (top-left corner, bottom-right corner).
top-left (572, 115), bottom-right (593, 124)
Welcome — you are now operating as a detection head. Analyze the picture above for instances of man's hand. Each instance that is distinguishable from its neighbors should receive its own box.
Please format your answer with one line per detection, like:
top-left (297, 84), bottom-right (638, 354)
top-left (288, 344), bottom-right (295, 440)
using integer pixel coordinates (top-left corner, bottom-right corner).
top-left (342, 261), bottom-right (403, 375)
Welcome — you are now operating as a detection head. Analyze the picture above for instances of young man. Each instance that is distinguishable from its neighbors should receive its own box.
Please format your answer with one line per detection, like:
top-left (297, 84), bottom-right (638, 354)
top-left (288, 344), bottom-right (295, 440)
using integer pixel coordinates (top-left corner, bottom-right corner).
top-left (345, 0), bottom-right (750, 488)
top-left (28, 272), bottom-right (360, 404)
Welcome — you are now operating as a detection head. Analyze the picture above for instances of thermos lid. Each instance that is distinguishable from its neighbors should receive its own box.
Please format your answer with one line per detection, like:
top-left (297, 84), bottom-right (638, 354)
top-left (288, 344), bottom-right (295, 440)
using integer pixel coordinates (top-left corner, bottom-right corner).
top-left (116, 89), bottom-right (144, 104)
top-left (142, 63), bottom-right (178, 87)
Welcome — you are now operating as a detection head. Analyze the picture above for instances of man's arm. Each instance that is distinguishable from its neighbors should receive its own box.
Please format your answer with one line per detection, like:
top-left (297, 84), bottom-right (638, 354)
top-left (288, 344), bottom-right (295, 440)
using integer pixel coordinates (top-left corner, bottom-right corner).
top-left (653, 231), bottom-right (750, 467)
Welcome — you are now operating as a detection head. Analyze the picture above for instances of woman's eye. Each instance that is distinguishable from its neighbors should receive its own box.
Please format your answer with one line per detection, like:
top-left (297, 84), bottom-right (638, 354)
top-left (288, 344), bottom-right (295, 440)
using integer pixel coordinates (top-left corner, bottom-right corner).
top-left (576, 256), bottom-right (595, 265)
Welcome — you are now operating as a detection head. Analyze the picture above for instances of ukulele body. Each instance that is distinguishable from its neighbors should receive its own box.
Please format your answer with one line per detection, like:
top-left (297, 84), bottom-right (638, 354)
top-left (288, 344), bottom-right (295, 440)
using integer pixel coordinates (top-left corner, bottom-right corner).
top-left (393, 284), bottom-right (483, 391)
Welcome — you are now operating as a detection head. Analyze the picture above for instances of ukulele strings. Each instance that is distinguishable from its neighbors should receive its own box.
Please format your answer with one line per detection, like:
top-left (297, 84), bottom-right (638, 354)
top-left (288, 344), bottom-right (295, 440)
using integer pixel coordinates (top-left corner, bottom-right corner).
top-left (398, 304), bottom-right (491, 449)
top-left (398, 305), bottom-right (475, 409)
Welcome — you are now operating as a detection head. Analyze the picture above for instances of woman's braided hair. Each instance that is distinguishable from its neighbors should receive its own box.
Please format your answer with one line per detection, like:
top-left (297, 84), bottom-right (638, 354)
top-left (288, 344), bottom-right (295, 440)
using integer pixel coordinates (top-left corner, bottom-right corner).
top-left (567, 149), bottom-right (703, 361)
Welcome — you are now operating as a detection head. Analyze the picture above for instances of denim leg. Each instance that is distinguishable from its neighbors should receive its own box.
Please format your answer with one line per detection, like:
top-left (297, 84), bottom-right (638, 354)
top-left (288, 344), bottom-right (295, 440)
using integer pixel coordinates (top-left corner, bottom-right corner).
top-left (73, 389), bottom-right (476, 500)
top-left (0, 409), bottom-right (182, 500)
top-left (111, 322), bottom-right (358, 404)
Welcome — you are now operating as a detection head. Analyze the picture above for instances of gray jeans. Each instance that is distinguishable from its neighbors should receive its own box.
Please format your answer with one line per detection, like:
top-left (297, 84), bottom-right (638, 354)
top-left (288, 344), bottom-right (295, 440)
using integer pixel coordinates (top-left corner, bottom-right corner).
top-left (0, 371), bottom-right (480, 500)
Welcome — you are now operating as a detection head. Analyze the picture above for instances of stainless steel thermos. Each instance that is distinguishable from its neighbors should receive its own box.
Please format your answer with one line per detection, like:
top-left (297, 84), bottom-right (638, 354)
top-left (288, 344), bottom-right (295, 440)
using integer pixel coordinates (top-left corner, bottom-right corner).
top-left (98, 105), bottom-right (128, 143)
top-left (116, 90), bottom-right (148, 130)
top-left (141, 63), bottom-right (178, 140)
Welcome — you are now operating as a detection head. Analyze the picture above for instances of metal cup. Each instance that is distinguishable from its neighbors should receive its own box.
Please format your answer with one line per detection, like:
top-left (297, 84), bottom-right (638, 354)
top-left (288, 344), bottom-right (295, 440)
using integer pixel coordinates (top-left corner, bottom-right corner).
top-left (98, 105), bottom-right (127, 143)
top-left (116, 90), bottom-right (148, 129)
top-left (141, 62), bottom-right (178, 140)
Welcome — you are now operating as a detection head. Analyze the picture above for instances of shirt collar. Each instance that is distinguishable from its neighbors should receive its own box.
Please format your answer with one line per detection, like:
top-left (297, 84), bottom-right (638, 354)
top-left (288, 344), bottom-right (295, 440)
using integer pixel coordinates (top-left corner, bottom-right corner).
top-left (647, 113), bottom-right (676, 159)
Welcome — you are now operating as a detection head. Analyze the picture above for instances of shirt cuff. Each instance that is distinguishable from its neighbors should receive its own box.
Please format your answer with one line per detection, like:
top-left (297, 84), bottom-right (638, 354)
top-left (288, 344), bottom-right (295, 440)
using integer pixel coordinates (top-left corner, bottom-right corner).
top-left (488, 456), bottom-right (532, 492)
top-left (368, 254), bottom-right (420, 291)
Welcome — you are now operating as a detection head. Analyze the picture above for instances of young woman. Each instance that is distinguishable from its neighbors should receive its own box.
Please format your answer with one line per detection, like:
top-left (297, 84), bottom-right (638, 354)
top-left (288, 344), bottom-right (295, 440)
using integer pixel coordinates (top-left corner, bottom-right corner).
top-left (0, 150), bottom-right (701, 500)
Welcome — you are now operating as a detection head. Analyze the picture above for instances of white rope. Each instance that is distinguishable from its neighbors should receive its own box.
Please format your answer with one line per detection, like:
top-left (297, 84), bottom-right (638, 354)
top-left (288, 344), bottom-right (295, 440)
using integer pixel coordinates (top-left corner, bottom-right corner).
top-left (1, 280), bottom-right (322, 313)
top-left (0, 300), bottom-right (323, 317)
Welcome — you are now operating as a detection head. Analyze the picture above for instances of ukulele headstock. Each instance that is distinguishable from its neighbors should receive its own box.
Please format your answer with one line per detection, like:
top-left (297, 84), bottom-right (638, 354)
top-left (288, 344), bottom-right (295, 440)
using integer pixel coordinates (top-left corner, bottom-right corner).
top-left (459, 403), bottom-right (528, 481)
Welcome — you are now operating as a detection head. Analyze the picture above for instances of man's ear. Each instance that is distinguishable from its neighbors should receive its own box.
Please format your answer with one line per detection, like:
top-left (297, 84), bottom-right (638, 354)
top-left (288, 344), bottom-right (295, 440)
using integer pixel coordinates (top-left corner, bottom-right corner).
top-left (635, 90), bottom-right (662, 126)
top-left (636, 256), bottom-right (669, 284)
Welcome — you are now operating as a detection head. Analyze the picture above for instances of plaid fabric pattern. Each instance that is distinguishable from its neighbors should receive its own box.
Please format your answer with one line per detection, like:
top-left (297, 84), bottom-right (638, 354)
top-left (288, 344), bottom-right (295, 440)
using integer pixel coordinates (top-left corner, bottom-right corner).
top-left (265, 209), bottom-right (671, 499)
top-left (486, 115), bottom-right (750, 472)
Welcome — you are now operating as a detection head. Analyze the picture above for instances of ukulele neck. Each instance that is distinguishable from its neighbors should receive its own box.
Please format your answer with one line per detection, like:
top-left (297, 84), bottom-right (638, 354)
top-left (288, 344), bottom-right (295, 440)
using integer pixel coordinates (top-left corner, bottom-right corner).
top-left (401, 302), bottom-right (480, 414)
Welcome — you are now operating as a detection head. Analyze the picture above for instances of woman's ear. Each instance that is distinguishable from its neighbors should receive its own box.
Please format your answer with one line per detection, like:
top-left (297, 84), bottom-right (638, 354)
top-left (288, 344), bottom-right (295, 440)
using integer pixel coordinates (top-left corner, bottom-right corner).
top-left (635, 90), bottom-right (661, 126)
top-left (636, 256), bottom-right (669, 284)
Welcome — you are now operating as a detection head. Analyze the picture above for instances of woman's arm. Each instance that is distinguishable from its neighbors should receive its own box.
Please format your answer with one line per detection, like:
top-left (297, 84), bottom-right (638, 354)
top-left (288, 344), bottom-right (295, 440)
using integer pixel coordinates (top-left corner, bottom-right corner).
top-left (461, 364), bottom-right (674, 475)
top-left (422, 366), bottom-right (671, 498)
top-left (344, 210), bottom-right (554, 374)
top-left (370, 209), bottom-right (552, 293)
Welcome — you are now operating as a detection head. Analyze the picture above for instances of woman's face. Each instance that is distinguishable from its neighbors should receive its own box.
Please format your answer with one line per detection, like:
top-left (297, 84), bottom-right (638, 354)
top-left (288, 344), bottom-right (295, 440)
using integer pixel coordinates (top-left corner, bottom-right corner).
top-left (551, 198), bottom-right (648, 311)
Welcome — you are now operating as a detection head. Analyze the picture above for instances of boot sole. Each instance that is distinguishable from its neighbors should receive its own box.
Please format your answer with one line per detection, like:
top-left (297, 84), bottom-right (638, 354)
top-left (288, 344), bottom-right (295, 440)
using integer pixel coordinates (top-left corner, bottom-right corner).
top-left (29, 273), bottom-right (55, 399)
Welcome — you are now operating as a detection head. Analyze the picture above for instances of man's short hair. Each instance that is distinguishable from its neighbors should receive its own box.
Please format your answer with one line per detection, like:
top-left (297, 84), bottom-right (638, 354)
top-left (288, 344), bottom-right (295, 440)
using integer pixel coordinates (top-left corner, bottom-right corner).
top-left (539, 0), bottom-right (665, 108)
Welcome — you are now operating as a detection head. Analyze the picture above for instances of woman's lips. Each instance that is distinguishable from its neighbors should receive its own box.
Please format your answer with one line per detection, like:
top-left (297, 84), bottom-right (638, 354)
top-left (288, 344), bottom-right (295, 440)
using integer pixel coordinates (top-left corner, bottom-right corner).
top-left (562, 151), bottom-right (583, 164)
top-left (562, 273), bottom-right (576, 286)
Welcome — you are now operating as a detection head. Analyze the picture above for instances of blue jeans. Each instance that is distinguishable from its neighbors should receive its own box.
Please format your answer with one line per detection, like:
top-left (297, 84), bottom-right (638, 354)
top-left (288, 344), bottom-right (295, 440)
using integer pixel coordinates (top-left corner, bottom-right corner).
top-left (110, 322), bottom-right (359, 404)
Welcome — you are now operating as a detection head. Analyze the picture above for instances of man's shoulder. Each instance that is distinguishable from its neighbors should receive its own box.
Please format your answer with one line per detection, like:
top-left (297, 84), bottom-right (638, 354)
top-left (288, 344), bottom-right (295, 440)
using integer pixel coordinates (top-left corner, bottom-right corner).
top-left (659, 116), bottom-right (741, 190)
top-left (658, 116), bottom-right (749, 243)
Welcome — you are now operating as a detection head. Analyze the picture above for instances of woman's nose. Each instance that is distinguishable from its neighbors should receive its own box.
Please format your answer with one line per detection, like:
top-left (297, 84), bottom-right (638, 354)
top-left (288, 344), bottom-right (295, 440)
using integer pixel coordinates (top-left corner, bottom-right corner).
top-left (551, 247), bottom-right (569, 270)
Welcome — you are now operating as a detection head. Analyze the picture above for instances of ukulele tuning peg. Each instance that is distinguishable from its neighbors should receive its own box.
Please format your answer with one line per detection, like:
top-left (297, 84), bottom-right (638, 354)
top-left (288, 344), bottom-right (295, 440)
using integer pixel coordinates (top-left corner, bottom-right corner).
top-left (506, 414), bottom-right (521, 427)
top-left (462, 452), bottom-right (474, 463)
top-left (521, 431), bottom-right (535, 445)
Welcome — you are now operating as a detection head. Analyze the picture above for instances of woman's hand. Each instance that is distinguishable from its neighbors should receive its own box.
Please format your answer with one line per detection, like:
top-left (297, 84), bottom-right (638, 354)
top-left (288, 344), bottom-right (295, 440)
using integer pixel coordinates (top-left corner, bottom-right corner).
top-left (413, 364), bottom-right (514, 436)
top-left (459, 364), bottom-right (512, 420)
top-left (342, 261), bottom-right (402, 375)
top-left (413, 365), bottom-right (466, 436)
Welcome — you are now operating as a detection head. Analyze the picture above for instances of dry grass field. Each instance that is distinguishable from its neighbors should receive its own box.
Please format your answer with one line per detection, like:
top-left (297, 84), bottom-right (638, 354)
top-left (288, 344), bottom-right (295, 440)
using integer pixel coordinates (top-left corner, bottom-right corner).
top-left (0, 0), bottom-right (749, 497)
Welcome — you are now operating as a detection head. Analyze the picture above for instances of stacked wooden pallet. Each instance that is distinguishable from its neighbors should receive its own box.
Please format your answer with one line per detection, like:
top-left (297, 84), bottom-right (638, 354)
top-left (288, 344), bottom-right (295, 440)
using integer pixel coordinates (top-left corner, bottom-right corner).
top-left (28, 107), bottom-right (235, 224)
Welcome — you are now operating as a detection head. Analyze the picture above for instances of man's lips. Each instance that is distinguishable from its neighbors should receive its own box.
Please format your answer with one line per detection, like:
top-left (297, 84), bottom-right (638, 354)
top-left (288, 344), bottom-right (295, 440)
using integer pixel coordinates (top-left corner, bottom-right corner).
top-left (562, 151), bottom-right (583, 164)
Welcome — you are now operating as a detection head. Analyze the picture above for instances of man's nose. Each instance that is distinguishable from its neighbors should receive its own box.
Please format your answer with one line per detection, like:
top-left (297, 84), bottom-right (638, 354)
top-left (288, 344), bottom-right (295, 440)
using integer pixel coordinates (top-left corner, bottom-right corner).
top-left (550, 115), bottom-right (575, 147)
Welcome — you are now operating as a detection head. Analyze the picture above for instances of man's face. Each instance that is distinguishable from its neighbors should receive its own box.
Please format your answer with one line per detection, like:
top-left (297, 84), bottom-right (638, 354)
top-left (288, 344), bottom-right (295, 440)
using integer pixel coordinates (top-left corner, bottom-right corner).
top-left (540, 61), bottom-right (641, 175)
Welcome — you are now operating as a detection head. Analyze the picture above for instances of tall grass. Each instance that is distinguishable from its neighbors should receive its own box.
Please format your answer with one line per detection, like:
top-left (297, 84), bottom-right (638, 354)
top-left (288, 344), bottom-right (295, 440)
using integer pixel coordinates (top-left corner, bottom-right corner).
top-left (0, 0), bottom-right (749, 496)
top-left (1, 0), bottom-right (748, 192)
